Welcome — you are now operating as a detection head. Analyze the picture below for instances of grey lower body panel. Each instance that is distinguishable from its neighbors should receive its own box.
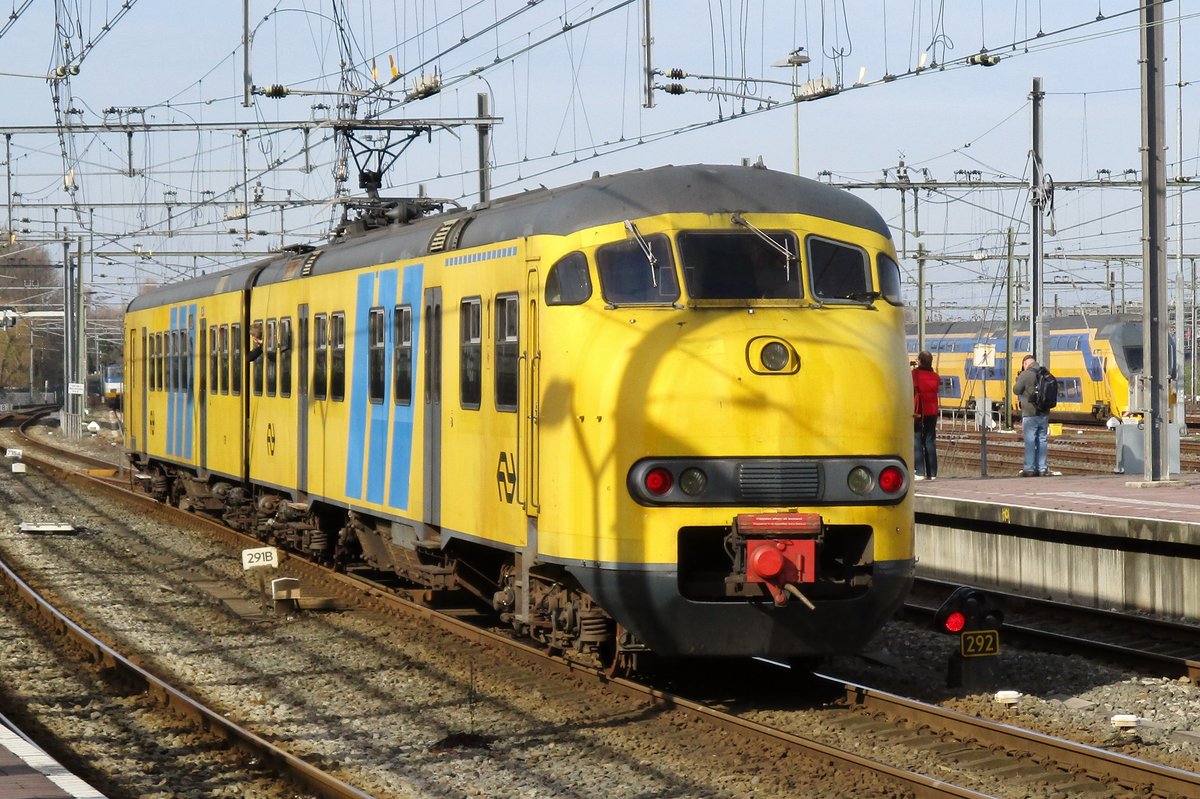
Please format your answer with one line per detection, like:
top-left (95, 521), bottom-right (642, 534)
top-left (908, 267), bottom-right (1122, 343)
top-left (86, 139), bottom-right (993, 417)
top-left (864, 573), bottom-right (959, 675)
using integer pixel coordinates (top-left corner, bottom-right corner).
top-left (569, 558), bottom-right (915, 658)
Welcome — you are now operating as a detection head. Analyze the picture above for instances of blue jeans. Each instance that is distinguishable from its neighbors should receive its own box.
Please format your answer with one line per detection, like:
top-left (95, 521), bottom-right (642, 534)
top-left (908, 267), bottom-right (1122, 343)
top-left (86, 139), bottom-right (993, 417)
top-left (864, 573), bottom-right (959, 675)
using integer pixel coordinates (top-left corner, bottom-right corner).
top-left (914, 416), bottom-right (938, 477)
top-left (1022, 413), bottom-right (1049, 472)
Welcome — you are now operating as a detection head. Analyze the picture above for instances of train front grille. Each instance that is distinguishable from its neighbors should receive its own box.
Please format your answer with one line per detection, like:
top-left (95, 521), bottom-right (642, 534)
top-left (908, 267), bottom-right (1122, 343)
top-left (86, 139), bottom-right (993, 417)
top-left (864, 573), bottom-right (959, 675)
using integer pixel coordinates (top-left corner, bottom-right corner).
top-left (736, 460), bottom-right (821, 503)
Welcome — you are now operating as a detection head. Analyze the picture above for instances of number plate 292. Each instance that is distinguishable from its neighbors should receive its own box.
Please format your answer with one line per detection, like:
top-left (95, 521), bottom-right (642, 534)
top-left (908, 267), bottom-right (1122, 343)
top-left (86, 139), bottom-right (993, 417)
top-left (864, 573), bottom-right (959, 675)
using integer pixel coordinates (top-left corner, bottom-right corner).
top-left (960, 630), bottom-right (1000, 657)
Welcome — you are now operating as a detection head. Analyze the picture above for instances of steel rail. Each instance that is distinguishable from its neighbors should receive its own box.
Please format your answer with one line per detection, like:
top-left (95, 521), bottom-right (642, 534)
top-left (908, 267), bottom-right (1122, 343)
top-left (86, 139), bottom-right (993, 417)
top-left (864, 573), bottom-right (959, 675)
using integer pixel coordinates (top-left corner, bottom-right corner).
top-left (0, 554), bottom-right (378, 799)
top-left (826, 675), bottom-right (1200, 798)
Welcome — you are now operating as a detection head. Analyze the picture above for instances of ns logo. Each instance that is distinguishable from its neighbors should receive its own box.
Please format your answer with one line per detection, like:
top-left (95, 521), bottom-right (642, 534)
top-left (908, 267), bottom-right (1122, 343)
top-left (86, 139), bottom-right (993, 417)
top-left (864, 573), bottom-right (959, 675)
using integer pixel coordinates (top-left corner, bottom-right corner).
top-left (496, 451), bottom-right (518, 504)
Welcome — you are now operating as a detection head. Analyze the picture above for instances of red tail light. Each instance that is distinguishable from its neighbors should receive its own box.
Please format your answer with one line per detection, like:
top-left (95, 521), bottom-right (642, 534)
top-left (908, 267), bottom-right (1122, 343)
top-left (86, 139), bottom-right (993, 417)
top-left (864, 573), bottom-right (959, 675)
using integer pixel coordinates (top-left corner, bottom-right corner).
top-left (878, 465), bottom-right (905, 494)
top-left (644, 467), bottom-right (673, 495)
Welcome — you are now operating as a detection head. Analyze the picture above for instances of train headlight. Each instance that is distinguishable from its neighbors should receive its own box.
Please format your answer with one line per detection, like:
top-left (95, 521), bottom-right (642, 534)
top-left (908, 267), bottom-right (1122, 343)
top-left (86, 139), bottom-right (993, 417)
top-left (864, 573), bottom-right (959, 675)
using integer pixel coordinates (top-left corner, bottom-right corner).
top-left (679, 467), bottom-right (707, 496)
top-left (878, 465), bottom-right (905, 494)
top-left (760, 342), bottom-right (790, 372)
top-left (847, 466), bottom-right (874, 495)
top-left (644, 467), bottom-right (673, 496)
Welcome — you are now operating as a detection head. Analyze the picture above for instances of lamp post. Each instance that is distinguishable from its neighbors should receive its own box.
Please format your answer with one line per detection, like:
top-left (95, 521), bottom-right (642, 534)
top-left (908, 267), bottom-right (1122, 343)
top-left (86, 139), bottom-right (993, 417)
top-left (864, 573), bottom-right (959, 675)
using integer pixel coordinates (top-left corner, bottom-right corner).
top-left (771, 49), bottom-right (810, 175)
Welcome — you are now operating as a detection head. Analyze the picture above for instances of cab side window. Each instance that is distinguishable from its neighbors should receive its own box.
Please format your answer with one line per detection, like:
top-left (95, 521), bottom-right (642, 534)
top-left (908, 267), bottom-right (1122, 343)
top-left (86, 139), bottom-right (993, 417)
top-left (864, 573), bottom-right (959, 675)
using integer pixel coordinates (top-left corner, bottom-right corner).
top-left (313, 314), bottom-right (328, 401)
top-left (331, 312), bottom-right (346, 402)
top-left (393, 306), bottom-right (412, 405)
top-left (545, 252), bottom-right (592, 305)
top-left (368, 307), bottom-right (386, 404)
top-left (460, 297), bottom-right (481, 410)
top-left (495, 294), bottom-right (518, 412)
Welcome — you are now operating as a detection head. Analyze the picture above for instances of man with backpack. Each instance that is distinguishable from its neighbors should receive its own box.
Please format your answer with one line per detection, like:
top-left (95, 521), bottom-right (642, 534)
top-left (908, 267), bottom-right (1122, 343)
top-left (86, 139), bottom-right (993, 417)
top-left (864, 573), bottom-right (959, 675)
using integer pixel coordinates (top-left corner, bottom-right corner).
top-left (1013, 354), bottom-right (1053, 476)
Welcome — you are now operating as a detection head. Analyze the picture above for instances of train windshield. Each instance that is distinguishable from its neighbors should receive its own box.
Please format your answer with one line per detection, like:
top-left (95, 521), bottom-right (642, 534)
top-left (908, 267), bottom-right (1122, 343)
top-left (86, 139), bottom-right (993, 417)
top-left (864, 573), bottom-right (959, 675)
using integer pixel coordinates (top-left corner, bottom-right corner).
top-left (677, 231), bottom-right (802, 301)
top-left (596, 233), bottom-right (680, 305)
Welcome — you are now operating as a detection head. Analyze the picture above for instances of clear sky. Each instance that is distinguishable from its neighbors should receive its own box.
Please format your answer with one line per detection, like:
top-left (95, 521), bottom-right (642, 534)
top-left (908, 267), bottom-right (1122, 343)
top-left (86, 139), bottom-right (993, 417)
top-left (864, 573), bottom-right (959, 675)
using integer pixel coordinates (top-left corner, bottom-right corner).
top-left (0, 1), bottom-right (1197, 318)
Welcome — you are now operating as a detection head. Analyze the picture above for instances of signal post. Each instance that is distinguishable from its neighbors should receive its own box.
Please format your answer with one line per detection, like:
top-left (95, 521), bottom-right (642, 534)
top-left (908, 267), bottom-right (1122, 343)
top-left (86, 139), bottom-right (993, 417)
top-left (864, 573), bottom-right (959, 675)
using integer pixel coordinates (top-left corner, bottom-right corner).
top-left (934, 586), bottom-right (1005, 690)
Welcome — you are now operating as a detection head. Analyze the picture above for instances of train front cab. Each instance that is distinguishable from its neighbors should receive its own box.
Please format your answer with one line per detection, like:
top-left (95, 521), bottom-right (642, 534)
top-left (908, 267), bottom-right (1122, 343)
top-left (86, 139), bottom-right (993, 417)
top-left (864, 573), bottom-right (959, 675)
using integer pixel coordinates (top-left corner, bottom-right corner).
top-left (528, 211), bottom-right (915, 659)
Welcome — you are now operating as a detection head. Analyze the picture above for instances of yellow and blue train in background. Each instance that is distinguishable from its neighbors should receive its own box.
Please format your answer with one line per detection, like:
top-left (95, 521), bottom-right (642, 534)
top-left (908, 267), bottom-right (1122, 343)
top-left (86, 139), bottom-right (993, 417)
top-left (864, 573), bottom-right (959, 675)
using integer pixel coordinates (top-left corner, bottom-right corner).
top-left (909, 314), bottom-right (1174, 422)
top-left (124, 163), bottom-right (914, 669)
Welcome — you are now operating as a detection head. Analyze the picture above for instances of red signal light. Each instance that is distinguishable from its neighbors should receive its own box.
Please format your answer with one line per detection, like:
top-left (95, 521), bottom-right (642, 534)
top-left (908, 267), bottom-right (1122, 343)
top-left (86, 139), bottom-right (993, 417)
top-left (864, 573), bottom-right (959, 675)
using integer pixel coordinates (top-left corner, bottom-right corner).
top-left (942, 610), bottom-right (967, 634)
top-left (644, 467), bottom-right (673, 496)
top-left (878, 465), bottom-right (905, 494)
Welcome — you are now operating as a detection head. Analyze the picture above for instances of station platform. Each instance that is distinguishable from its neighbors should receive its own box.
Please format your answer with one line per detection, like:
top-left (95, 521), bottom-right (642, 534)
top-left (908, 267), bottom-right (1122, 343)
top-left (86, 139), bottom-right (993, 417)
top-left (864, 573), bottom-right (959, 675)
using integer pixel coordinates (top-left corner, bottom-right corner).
top-left (914, 471), bottom-right (1200, 529)
top-left (0, 719), bottom-right (105, 799)
top-left (910, 472), bottom-right (1200, 620)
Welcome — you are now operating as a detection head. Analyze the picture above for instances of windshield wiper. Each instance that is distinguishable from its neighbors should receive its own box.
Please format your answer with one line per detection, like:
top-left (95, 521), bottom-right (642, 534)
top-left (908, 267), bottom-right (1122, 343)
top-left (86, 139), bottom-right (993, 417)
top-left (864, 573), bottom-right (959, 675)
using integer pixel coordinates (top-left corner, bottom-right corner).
top-left (731, 213), bottom-right (795, 282)
top-left (837, 290), bottom-right (881, 302)
top-left (623, 220), bottom-right (659, 287)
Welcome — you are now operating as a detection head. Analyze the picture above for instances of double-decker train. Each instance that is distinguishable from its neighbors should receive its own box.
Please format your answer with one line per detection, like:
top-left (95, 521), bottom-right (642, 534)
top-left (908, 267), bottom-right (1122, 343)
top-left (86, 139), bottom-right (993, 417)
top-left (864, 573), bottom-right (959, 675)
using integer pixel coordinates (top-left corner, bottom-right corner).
top-left (124, 163), bottom-right (914, 670)
top-left (909, 314), bottom-right (1175, 422)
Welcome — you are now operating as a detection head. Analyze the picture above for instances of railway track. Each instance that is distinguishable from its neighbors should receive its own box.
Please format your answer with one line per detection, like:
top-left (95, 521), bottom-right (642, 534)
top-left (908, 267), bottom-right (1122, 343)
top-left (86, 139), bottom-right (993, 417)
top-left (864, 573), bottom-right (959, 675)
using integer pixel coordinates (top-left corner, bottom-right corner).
top-left (4, 418), bottom-right (1199, 797)
top-left (906, 577), bottom-right (1200, 682)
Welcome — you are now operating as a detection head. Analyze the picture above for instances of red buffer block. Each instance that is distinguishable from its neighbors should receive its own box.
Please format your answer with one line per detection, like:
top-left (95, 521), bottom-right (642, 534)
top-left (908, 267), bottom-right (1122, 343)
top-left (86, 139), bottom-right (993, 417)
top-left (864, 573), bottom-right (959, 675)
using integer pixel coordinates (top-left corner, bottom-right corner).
top-left (738, 513), bottom-right (820, 607)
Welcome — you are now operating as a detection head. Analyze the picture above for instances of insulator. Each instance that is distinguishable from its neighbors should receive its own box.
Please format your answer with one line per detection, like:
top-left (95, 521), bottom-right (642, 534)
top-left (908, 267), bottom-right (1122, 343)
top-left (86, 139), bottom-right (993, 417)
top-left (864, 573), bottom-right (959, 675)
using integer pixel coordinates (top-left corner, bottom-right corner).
top-left (664, 83), bottom-right (686, 95)
top-left (263, 83), bottom-right (289, 98)
top-left (666, 68), bottom-right (686, 79)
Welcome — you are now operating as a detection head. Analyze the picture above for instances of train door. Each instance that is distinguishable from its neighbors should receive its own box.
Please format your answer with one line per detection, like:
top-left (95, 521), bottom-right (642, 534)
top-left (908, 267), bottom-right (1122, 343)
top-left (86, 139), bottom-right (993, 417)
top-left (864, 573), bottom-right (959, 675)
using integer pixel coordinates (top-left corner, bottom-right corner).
top-left (524, 269), bottom-right (540, 514)
top-left (199, 319), bottom-right (208, 472)
top-left (297, 306), bottom-right (309, 494)
top-left (423, 287), bottom-right (442, 528)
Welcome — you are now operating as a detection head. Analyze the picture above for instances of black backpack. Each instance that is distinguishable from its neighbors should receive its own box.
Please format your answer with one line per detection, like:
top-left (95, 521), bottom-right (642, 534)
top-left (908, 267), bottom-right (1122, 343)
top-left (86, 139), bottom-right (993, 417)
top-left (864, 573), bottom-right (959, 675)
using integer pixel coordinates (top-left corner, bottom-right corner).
top-left (1032, 367), bottom-right (1058, 412)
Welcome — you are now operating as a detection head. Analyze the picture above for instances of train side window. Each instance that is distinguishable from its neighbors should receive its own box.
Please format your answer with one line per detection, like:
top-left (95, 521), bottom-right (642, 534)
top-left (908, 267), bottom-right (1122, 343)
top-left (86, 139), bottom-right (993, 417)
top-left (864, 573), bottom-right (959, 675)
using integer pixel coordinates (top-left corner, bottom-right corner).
top-left (313, 313), bottom-right (328, 401)
top-left (460, 297), bottom-right (482, 410)
top-left (209, 328), bottom-right (219, 394)
top-left (183, 325), bottom-right (192, 393)
top-left (393, 306), bottom-right (412, 405)
top-left (170, 330), bottom-right (179, 391)
top-left (596, 233), bottom-right (679, 305)
top-left (808, 236), bottom-right (871, 303)
top-left (331, 312), bottom-right (346, 401)
top-left (252, 318), bottom-right (264, 396)
top-left (219, 325), bottom-right (230, 394)
top-left (545, 252), bottom-right (592, 305)
top-left (156, 332), bottom-right (163, 391)
top-left (148, 333), bottom-right (156, 391)
top-left (876, 253), bottom-right (904, 306)
top-left (495, 294), bottom-right (519, 412)
top-left (140, 329), bottom-right (147, 395)
top-left (279, 317), bottom-right (292, 398)
top-left (368, 307), bottom-right (385, 404)
top-left (230, 323), bottom-right (242, 395)
top-left (265, 319), bottom-right (278, 397)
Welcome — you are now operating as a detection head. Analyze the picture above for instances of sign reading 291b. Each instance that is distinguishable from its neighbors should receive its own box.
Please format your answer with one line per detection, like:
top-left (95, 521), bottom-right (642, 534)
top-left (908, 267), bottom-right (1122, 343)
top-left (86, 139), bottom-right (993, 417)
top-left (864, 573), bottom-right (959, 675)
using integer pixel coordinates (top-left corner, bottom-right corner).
top-left (242, 546), bottom-right (280, 570)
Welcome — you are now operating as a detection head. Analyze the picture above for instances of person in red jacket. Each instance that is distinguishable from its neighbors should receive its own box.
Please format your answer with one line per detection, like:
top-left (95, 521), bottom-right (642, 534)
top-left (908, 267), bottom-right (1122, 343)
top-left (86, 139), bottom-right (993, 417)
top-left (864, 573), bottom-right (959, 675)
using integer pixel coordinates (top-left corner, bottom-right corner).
top-left (911, 350), bottom-right (941, 481)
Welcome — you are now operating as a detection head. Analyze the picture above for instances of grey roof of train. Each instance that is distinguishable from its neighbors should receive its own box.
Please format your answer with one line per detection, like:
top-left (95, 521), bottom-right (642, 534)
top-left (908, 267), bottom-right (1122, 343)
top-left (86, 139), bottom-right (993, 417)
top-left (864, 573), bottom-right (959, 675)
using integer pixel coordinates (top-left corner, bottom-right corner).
top-left (129, 163), bottom-right (891, 310)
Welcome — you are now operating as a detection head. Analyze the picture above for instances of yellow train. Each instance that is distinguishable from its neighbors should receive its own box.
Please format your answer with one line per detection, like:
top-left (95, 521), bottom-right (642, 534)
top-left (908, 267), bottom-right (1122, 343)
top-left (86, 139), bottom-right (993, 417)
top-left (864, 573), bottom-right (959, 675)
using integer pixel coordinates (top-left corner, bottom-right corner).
top-left (124, 163), bottom-right (914, 669)
top-left (909, 315), bottom-right (1172, 422)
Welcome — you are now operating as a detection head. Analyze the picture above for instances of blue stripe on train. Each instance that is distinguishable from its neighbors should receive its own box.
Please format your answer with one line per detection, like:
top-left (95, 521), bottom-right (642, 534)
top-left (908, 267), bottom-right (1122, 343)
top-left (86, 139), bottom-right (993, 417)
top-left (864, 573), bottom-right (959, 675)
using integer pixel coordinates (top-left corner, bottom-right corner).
top-left (366, 271), bottom-right (398, 504)
top-left (345, 273), bottom-right (376, 499)
top-left (388, 265), bottom-right (423, 510)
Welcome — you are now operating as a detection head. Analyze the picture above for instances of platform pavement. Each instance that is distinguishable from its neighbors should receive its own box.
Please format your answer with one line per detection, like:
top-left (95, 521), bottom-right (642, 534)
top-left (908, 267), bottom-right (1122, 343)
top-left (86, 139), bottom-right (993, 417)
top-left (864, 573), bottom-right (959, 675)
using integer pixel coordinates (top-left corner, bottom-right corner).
top-left (0, 722), bottom-right (105, 799)
top-left (913, 470), bottom-right (1200, 527)
top-left (911, 471), bottom-right (1200, 619)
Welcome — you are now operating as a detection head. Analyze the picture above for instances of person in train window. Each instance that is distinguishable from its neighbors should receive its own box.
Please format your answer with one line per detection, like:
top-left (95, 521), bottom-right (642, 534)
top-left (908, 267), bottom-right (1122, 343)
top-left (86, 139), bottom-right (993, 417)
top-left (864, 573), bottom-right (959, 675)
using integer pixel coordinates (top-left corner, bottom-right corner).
top-left (247, 322), bottom-right (264, 363)
top-left (1013, 354), bottom-right (1049, 476)
top-left (911, 350), bottom-right (940, 481)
